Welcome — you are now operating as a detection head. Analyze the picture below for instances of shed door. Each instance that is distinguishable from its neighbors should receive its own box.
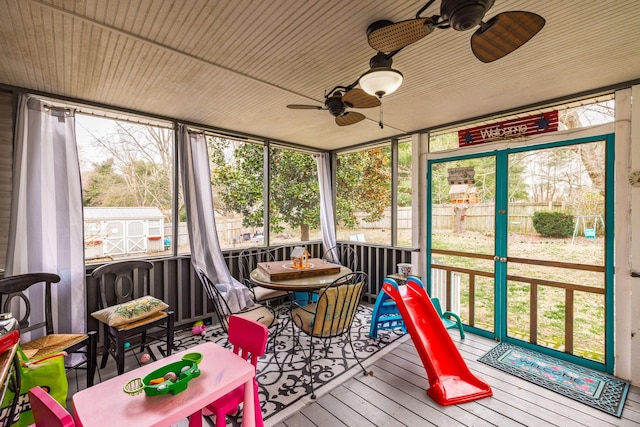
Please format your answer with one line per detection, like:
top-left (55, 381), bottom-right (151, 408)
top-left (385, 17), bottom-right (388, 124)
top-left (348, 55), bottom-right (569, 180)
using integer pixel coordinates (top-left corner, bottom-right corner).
top-left (103, 221), bottom-right (125, 256)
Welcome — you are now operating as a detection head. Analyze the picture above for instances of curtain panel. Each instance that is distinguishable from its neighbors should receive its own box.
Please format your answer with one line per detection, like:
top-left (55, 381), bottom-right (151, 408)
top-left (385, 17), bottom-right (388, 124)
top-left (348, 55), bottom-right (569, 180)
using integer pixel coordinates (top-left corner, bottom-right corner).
top-left (316, 153), bottom-right (337, 258)
top-left (6, 95), bottom-right (86, 337)
top-left (177, 125), bottom-right (252, 313)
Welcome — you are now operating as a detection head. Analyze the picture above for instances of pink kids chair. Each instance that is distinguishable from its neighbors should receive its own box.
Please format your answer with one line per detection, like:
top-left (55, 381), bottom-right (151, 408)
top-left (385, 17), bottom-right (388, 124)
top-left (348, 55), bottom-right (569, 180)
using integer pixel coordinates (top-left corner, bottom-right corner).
top-left (28, 386), bottom-right (75, 427)
top-left (189, 314), bottom-right (268, 427)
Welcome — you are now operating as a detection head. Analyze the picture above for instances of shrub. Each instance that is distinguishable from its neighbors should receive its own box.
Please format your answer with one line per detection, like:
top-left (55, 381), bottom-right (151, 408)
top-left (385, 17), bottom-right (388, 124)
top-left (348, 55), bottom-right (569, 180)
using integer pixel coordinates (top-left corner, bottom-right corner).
top-left (532, 211), bottom-right (575, 238)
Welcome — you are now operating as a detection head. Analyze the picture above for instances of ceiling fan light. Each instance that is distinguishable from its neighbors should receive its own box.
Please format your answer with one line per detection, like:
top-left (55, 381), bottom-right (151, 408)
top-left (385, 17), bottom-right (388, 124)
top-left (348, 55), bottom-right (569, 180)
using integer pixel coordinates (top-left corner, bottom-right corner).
top-left (359, 68), bottom-right (403, 98)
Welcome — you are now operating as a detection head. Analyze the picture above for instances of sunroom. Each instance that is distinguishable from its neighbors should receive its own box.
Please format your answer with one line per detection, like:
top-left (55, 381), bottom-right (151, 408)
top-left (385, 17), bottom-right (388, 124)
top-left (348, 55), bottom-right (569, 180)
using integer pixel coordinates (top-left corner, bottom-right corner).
top-left (0, 1), bottom-right (639, 425)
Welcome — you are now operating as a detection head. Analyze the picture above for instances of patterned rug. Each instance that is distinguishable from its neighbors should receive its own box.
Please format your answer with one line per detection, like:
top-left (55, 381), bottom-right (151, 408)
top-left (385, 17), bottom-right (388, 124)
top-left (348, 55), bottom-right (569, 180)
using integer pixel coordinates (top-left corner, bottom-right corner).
top-left (478, 342), bottom-right (630, 417)
top-left (149, 304), bottom-right (403, 425)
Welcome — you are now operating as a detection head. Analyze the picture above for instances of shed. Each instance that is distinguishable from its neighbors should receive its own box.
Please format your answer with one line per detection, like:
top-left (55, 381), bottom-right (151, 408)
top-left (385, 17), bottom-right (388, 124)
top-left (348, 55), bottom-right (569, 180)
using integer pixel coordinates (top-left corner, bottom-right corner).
top-left (84, 207), bottom-right (165, 259)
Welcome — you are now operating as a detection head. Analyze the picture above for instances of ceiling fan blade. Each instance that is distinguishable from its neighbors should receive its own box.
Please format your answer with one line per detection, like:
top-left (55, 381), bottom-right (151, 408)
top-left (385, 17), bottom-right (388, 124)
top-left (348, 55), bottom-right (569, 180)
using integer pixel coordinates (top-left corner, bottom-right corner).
top-left (471, 11), bottom-right (545, 63)
top-left (367, 18), bottom-right (433, 53)
top-left (335, 112), bottom-right (365, 127)
top-left (343, 88), bottom-right (381, 109)
top-left (286, 104), bottom-right (324, 110)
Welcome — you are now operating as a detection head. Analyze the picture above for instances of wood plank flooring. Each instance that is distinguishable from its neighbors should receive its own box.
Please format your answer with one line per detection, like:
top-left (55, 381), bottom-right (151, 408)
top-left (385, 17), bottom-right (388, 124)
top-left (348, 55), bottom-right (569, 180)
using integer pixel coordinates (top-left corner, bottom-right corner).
top-left (272, 332), bottom-right (640, 427)
top-left (65, 327), bottom-right (639, 426)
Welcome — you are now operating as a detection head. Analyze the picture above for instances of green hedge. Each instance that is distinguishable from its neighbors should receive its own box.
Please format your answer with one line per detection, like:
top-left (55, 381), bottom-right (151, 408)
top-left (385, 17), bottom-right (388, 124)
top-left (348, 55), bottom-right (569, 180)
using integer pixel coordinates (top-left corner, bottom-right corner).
top-left (532, 211), bottom-right (575, 238)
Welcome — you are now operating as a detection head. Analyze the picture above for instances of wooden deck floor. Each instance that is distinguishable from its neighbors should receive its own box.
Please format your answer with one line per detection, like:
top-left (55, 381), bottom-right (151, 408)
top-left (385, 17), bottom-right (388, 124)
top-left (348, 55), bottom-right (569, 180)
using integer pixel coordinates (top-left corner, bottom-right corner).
top-left (65, 327), bottom-right (639, 426)
top-left (271, 332), bottom-right (640, 427)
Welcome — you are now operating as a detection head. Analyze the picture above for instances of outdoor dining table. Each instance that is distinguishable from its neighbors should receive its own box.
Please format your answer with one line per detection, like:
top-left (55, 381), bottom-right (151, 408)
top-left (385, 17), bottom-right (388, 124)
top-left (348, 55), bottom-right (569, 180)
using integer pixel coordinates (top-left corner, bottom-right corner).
top-left (250, 261), bottom-right (353, 369)
top-left (72, 342), bottom-right (257, 427)
top-left (249, 261), bottom-right (352, 292)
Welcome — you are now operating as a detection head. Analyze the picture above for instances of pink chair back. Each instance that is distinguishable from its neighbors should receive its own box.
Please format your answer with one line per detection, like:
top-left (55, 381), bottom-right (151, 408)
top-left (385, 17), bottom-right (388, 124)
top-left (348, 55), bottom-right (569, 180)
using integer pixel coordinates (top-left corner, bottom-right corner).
top-left (191, 315), bottom-right (269, 427)
top-left (28, 386), bottom-right (75, 427)
top-left (228, 314), bottom-right (269, 368)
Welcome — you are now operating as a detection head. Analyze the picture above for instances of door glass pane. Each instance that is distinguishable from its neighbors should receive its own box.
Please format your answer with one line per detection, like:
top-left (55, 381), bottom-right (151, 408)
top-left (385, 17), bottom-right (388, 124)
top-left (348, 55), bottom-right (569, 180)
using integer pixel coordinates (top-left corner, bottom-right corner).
top-left (397, 138), bottom-right (412, 247)
top-left (430, 156), bottom-right (496, 333)
top-left (506, 140), bottom-right (606, 362)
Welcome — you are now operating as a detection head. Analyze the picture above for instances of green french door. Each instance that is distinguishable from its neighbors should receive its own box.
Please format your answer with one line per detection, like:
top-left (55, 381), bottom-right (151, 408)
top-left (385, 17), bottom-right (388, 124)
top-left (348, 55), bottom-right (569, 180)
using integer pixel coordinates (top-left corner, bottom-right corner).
top-left (427, 134), bottom-right (614, 372)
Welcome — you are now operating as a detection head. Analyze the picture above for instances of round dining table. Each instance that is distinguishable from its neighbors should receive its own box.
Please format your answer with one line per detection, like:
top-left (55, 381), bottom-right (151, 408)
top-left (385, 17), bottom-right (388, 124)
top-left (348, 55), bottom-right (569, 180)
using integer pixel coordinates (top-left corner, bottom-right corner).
top-left (249, 264), bottom-right (352, 292)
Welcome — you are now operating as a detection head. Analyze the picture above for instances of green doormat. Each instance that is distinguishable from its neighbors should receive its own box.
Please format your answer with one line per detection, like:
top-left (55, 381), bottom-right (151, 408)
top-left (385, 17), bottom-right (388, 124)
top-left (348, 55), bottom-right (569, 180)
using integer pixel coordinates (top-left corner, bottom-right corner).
top-left (478, 342), bottom-right (629, 417)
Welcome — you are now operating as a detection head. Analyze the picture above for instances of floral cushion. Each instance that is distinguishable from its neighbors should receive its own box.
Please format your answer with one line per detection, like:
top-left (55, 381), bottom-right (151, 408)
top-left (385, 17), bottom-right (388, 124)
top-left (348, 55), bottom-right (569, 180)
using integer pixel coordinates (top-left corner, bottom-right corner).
top-left (91, 296), bottom-right (169, 327)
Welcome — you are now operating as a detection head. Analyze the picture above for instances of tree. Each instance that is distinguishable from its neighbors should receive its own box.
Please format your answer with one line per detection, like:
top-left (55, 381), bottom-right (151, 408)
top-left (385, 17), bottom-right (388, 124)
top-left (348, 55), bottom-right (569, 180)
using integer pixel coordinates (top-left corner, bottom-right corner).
top-left (209, 138), bottom-right (320, 241)
top-left (337, 148), bottom-right (391, 227)
top-left (397, 141), bottom-right (412, 207)
top-left (77, 118), bottom-right (175, 217)
top-left (270, 148), bottom-right (320, 241)
top-left (83, 159), bottom-right (133, 206)
top-left (209, 138), bottom-right (391, 241)
top-left (560, 101), bottom-right (611, 196)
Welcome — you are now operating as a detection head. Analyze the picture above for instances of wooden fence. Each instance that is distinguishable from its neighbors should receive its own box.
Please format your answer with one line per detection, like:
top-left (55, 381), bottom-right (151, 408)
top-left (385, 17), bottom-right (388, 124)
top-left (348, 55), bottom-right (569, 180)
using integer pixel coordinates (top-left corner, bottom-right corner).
top-left (432, 202), bottom-right (576, 234)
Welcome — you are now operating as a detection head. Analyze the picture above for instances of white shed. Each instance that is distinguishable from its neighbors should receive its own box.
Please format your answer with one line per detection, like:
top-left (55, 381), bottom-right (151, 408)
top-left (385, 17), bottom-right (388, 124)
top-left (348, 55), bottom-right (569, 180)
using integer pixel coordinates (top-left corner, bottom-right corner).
top-left (84, 207), bottom-right (165, 259)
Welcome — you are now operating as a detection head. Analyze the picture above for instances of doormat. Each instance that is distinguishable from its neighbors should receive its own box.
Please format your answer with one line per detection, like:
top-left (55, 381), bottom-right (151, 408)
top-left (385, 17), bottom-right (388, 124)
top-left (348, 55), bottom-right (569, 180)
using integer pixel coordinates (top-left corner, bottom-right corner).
top-left (478, 342), bottom-right (629, 417)
top-left (149, 304), bottom-right (403, 425)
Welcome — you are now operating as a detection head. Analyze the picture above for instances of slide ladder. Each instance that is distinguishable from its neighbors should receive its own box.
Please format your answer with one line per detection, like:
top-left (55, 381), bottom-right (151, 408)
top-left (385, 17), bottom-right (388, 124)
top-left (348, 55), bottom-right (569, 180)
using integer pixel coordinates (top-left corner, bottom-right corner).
top-left (382, 279), bottom-right (492, 405)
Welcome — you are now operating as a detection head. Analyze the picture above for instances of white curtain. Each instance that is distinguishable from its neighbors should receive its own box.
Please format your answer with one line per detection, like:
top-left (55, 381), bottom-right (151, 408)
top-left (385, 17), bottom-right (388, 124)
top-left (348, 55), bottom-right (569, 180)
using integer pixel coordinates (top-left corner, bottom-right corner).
top-left (177, 125), bottom-right (253, 313)
top-left (6, 95), bottom-right (86, 338)
top-left (316, 153), bottom-right (337, 259)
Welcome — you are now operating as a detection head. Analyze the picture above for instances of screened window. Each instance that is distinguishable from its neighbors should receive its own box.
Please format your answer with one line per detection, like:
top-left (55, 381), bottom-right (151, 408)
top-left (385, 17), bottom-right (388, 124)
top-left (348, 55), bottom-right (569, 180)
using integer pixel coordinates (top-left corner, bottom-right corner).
top-left (76, 115), bottom-right (176, 262)
top-left (336, 145), bottom-right (392, 245)
top-left (269, 146), bottom-right (320, 243)
top-left (208, 135), bottom-right (265, 250)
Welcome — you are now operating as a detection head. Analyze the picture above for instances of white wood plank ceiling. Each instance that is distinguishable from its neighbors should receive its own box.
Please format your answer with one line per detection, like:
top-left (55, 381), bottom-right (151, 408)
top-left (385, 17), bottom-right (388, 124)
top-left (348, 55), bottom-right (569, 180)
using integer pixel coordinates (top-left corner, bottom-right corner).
top-left (1, 0), bottom-right (639, 150)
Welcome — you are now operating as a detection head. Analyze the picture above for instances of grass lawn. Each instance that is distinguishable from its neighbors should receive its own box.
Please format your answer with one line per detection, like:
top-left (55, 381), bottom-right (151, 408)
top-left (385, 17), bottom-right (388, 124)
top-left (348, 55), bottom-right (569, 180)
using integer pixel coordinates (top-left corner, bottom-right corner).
top-left (432, 230), bottom-right (606, 362)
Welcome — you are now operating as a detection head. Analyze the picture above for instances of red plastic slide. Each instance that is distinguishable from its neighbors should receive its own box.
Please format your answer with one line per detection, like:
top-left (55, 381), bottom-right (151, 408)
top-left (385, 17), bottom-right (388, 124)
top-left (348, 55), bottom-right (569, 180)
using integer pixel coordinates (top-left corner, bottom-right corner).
top-left (382, 279), bottom-right (492, 405)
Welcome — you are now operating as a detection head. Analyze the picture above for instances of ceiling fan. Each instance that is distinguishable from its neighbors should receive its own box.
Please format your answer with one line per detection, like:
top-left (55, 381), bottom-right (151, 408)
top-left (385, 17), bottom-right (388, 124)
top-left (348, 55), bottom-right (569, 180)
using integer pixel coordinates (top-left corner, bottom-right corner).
top-left (366, 0), bottom-right (545, 63)
top-left (287, 87), bottom-right (380, 126)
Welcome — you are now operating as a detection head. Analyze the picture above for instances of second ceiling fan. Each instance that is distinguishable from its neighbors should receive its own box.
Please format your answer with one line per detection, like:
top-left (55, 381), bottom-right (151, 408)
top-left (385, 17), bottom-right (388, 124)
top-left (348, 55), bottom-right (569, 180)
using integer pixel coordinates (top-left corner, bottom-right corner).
top-left (287, 88), bottom-right (380, 126)
top-left (366, 0), bottom-right (545, 63)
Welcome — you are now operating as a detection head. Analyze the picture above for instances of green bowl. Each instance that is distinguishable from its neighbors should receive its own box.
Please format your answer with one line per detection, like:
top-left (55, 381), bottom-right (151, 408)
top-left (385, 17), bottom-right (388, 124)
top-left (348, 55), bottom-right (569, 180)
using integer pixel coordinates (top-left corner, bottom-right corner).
top-left (141, 360), bottom-right (200, 396)
top-left (182, 352), bottom-right (203, 365)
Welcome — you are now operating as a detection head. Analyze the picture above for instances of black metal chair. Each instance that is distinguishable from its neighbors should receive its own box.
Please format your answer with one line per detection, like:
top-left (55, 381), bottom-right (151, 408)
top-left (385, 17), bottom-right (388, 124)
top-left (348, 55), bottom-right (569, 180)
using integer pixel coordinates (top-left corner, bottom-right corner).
top-left (90, 260), bottom-right (174, 375)
top-left (199, 270), bottom-right (277, 334)
top-left (199, 269), bottom-right (282, 370)
top-left (290, 271), bottom-right (370, 398)
top-left (322, 245), bottom-right (359, 271)
top-left (0, 273), bottom-right (98, 388)
top-left (238, 247), bottom-right (288, 305)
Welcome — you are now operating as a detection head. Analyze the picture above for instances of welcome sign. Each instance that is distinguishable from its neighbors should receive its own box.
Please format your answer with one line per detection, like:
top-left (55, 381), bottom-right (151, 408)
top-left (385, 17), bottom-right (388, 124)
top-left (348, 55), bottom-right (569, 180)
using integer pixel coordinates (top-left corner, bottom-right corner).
top-left (458, 110), bottom-right (558, 147)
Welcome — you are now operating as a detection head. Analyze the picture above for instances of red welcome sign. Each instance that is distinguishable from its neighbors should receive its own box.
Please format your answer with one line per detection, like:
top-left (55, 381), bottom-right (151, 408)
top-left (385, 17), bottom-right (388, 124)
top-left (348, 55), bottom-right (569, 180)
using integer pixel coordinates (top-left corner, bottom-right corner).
top-left (458, 110), bottom-right (558, 147)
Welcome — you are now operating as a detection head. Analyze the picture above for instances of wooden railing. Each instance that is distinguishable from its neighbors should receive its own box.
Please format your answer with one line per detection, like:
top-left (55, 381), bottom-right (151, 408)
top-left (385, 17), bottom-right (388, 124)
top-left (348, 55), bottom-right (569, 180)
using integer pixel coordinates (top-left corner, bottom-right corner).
top-left (430, 248), bottom-right (606, 356)
top-left (85, 241), bottom-right (413, 345)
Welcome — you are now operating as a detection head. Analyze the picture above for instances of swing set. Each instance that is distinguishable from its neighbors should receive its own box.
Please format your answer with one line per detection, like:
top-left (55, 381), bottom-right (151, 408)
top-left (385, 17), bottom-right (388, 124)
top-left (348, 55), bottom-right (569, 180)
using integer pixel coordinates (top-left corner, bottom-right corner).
top-left (572, 215), bottom-right (604, 243)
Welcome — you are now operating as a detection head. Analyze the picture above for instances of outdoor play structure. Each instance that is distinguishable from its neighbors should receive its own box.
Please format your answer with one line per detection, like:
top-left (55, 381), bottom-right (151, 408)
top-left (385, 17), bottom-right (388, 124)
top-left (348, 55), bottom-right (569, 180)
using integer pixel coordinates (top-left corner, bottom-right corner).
top-left (379, 278), bottom-right (493, 405)
top-left (572, 214), bottom-right (604, 243)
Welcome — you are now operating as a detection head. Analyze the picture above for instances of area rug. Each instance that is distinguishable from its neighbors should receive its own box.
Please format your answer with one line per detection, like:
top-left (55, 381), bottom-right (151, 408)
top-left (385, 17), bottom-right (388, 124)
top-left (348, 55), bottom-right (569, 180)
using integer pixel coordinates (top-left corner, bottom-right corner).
top-left (149, 304), bottom-right (403, 425)
top-left (478, 342), bottom-right (629, 417)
